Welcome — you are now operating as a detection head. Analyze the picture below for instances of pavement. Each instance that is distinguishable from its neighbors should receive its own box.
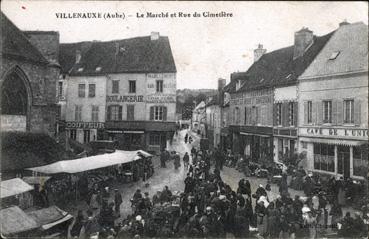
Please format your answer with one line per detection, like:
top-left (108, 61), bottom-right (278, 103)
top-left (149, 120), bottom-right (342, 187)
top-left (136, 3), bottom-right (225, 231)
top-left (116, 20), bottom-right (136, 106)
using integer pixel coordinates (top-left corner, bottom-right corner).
top-left (63, 128), bottom-right (359, 238)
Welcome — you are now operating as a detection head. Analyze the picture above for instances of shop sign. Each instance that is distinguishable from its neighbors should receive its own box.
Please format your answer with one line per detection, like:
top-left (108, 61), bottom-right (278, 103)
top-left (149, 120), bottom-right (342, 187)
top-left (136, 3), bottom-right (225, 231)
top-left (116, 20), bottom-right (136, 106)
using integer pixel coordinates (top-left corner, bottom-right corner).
top-left (66, 122), bottom-right (105, 129)
top-left (301, 127), bottom-right (368, 139)
top-left (0, 115), bottom-right (27, 132)
top-left (146, 94), bottom-right (176, 103)
top-left (147, 83), bottom-right (176, 89)
top-left (106, 95), bottom-right (144, 103)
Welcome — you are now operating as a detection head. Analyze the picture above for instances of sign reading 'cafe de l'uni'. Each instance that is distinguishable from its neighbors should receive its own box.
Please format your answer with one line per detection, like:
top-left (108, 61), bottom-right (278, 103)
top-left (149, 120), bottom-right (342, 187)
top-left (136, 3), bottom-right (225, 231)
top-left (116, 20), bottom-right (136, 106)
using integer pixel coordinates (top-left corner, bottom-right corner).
top-left (299, 127), bottom-right (368, 139)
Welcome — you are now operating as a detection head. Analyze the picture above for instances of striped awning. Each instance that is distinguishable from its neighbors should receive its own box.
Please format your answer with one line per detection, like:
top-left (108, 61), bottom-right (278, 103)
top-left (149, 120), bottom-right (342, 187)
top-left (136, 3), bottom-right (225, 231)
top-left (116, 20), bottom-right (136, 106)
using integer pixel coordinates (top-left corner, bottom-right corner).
top-left (299, 137), bottom-right (365, 146)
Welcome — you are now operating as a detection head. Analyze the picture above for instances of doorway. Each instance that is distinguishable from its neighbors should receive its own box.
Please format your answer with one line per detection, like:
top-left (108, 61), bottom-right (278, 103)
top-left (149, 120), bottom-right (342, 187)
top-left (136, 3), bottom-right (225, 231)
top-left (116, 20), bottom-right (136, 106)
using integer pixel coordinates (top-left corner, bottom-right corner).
top-left (338, 146), bottom-right (350, 179)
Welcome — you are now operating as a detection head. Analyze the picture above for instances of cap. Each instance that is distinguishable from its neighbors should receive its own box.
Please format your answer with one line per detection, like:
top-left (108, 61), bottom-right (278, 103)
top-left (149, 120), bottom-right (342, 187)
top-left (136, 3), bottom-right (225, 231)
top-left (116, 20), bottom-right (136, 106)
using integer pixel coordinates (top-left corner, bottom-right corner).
top-left (136, 215), bottom-right (142, 221)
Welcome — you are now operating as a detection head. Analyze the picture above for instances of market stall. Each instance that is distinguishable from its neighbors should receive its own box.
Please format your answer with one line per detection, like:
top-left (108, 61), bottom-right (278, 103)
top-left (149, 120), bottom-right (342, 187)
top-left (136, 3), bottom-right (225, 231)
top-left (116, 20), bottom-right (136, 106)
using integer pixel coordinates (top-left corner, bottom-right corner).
top-left (26, 205), bottom-right (73, 238)
top-left (1, 178), bottom-right (34, 209)
top-left (25, 150), bottom-right (153, 205)
top-left (0, 206), bottom-right (39, 237)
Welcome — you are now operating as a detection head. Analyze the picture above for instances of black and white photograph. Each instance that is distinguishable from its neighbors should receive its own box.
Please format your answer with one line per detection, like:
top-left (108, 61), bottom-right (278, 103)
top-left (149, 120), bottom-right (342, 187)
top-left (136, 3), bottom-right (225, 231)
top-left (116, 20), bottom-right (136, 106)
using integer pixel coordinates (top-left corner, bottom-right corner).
top-left (0, 1), bottom-right (368, 238)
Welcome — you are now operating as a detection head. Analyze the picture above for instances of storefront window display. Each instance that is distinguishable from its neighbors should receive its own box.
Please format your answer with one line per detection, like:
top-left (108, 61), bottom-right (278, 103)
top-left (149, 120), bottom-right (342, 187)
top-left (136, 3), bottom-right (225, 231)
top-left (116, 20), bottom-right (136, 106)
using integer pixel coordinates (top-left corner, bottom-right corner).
top-left (314, 143), bottom-right (334, 172)
top-left (353, 145), bottom-right (368, 177)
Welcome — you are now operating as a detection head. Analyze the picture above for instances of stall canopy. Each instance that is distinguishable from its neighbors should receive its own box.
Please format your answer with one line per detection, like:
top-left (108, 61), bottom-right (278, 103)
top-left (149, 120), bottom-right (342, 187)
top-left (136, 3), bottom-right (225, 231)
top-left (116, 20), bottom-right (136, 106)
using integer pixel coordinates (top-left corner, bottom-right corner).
top-left (27, 150), bottom-right (152, 174)
top-left (26, 206), bottom-right (73, 230)
top-left (0, 206), bottom-right (39, 236)
top-left (0, 178), bottom-right (34, 198)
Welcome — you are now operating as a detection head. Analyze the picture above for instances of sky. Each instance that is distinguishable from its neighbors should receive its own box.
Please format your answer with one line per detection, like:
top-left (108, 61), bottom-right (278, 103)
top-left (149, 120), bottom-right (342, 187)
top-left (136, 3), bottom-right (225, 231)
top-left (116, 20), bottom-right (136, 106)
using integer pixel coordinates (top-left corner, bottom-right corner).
top-left (1, 1), bottom-right (368, 89)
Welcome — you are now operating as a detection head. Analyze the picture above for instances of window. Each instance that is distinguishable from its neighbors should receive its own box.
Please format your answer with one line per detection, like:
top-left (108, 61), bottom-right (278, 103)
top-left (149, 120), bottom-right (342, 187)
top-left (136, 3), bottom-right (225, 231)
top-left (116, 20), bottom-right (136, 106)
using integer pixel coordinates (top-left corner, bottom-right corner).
top-left (276, 103), bottom-right (282, 125)
top-left (156, 80), bottom-right (163, 93)
top-left (78, 84), bottom-right (85, 97)
top-left (353, 146), bottom-right (368, 177)
top-left (302, 142), bottom-right (308, 149)
top-left (234, 107), bottom-right (240, 124)
top-left (149, 133), bottom-right (161, 145)
top-left (58, 82), bottom-right (63, 98)
top-left (70, 129), bottom-right (77, 140)
top-left (344, 99), bottom-right (354, 124)
top-left (91, 106), bottom-right (99, 122)
top-left (150, 106), bottom-right (167, 121)
top-left (323, 100), bottom-right (332, 123)
top-left (112, 80), bottom-right (119, 94)
top-left (75, 105), bottom-right (82, 121)
top-left (88, 84), bottom-right (96, 97)
top-left (307, 101), bottom-right (312, 124)
top-left (314, 143), bottom-right (335, 172)
top-left (129, 80), bottom-right (136, 93)
top-left (108, 105), bottom-right (122, 121)
top-left (244, 107), bottom-right (247, 125)
top-left (127, 105), bottom-right (135, 121)
top-left (289, 102), bottom-right (295, 126)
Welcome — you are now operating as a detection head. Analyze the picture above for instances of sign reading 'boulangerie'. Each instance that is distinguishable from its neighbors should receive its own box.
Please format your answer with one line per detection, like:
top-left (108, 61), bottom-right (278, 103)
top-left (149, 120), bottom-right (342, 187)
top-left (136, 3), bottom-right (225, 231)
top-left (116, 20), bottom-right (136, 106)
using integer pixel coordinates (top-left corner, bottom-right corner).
top-left (106, 95), bottom-right (144, 103)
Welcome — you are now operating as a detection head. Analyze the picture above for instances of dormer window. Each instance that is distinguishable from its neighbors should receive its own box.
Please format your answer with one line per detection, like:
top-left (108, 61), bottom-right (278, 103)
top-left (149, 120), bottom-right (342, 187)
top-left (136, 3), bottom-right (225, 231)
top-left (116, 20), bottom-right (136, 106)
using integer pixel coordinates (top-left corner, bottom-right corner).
top-left (259, 78), bottom-right (265, 83)
top-left (95, 66), bottom-right (102, 72)
top-left (329, 51), bottom-right (340, 60)
top-left (236, 80), bottom-right (241, 91)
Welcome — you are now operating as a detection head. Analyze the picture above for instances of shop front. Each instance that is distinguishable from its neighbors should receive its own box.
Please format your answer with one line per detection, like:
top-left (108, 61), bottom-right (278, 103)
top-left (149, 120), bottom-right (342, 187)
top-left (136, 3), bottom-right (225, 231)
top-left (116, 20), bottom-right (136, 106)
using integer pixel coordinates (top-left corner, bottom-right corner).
top-left (105, 121), bottom-right (176, 154)
top-left (273, 128), bottom-right (298, 163)
top-left (299, 127), bottom-right (368, 180)
top-left (66, 121), bottom-right (105, 143)
top-left (231, 125), bottom-right (273, 165)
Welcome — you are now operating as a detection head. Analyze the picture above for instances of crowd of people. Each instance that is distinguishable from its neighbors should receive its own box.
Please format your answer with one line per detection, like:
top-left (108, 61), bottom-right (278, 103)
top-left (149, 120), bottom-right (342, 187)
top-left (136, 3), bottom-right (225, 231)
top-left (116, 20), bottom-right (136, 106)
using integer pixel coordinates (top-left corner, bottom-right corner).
top-left (68, 132), bottom-right (368, 239)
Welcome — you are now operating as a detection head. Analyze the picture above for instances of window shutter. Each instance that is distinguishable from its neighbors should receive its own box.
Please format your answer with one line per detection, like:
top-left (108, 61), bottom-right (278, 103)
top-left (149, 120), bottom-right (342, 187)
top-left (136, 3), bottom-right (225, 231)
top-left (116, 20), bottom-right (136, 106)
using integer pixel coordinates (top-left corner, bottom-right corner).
top-left (312, 102), bottom-right (317, 125)
top-left (163, 107), bottom-right (167, 121)
top-left (118, 106), bottom-right (122, 120)
top-left (332, 100), bottom-right (338, 125)
top-left (107, 106), bottom-right (111, 121)
top-left (316, 101), bottom-right (322, 125)
top-left (273, 103), bottom-right (277, 126)
top-left (294, 102), bottom-right (298, 126)
top-left (282, 103), bottom-right (288, 127)
top-left (337, 100), bottom-right (343, 125)
top-left (354, 100), bottom-right (361, 126)
top-left (150, 107), bottom-right (154, 120)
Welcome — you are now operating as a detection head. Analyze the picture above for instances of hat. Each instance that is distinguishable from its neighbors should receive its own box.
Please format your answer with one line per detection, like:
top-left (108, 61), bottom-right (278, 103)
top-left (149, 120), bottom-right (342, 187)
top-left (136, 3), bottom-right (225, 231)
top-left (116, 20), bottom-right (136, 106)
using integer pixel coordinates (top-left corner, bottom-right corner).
top-left (302, 206), bottom-right (311, 213)
top-left (219, 195), bottom-right (226, 200)
top-left (259, 184), bottom-right (263, 188)
top-left (136, 215), bottom-right (142, 221)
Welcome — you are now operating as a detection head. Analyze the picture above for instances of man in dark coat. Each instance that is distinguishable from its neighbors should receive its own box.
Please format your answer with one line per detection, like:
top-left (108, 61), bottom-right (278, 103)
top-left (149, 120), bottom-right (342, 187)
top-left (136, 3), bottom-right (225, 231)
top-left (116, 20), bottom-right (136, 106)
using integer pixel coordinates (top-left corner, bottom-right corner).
top-left (114, 189), bottom-right (122, 214)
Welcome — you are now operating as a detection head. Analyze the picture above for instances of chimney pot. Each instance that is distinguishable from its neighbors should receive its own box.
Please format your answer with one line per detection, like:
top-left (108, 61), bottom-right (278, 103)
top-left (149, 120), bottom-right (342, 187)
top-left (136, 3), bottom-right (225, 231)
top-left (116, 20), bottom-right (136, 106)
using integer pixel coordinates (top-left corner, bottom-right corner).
top-left (293, 27), bottom-right (314, 59)
top-left (150, 32), bottom-right (160, 41)
top-left (339, 20), bottom-right (350, 27)
top-left (254, 44), bottom-right (266, 62)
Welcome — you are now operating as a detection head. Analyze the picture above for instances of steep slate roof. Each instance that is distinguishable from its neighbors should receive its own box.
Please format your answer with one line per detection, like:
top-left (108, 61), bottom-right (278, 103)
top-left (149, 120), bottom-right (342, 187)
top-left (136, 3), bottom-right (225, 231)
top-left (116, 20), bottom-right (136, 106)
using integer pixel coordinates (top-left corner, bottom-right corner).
top-left (236, 31), bottom-right (334, 92)
top-left (0, 12), bottom-right (49, 65)
top-left (59, 36), bottom-right (177, 75)
top-left (300, 22), bottom-right (368, 79)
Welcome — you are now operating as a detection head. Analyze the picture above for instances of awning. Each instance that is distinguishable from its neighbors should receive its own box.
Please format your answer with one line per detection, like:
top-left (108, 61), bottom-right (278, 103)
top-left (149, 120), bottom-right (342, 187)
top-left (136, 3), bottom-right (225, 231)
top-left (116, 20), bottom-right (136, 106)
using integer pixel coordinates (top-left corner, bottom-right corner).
top-left (299, 137), bottom-right (365, 146)
top-left (0, 178), bottom-right (34, 198)
top-left (22, 176), bottom-right (51, 185)
top-left (26, 206), bottom-right (73, 230)
top-left (0, 206), bottom-right (39, 235)
top-left (26, 150), bottom-right (152, 174)
top-left (240, 132), bottom-right (271, 138)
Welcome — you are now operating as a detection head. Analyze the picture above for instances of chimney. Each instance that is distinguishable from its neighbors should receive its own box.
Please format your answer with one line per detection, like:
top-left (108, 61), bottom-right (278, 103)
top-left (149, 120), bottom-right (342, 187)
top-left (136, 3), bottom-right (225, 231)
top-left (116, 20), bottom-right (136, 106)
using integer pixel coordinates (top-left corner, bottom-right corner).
top-left (339, 19), bottom-right (350, 27)
top-left (218, 78), bottom-right (226, 91)
top-left (150, 32), bottom-right (160, 41)
top-left (75, 50), bottom-right (81, 64)
top-left (293, 27), bottom-right (314, 59)
top-left (254, 44), bottom-right (266, 62)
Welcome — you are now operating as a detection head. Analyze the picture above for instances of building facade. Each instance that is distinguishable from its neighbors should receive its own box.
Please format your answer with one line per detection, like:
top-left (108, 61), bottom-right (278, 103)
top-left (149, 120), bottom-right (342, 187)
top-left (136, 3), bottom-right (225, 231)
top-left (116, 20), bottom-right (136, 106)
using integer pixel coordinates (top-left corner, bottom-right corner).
top-left (1, 13), bottom-right (59, 135)
top-left (59, 32), bottom-right (177, 153)
top-left (298, 22), bottom-right (368, 180)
